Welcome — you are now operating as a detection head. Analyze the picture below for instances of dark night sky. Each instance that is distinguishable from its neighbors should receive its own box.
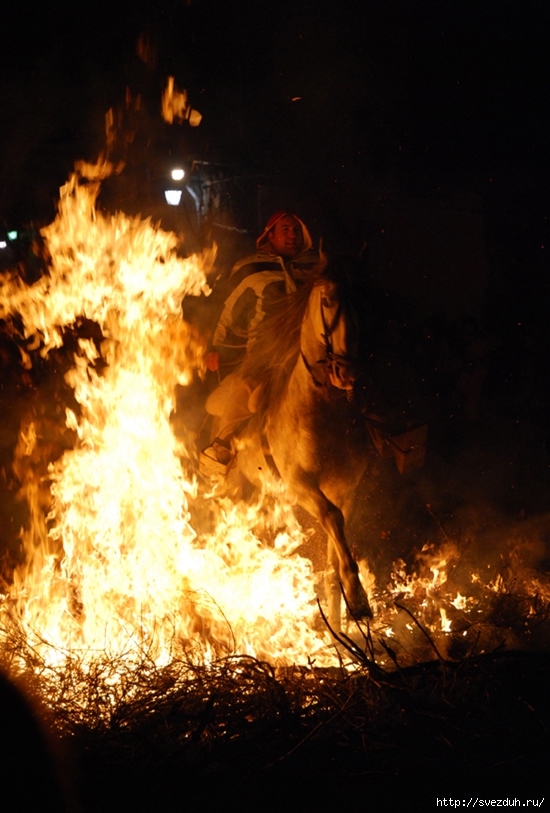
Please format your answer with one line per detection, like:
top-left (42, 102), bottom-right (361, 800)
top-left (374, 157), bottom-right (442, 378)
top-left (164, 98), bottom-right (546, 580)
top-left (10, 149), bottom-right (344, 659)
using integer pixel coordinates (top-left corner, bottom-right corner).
top-left (1, 0), bottom-right (549, 280)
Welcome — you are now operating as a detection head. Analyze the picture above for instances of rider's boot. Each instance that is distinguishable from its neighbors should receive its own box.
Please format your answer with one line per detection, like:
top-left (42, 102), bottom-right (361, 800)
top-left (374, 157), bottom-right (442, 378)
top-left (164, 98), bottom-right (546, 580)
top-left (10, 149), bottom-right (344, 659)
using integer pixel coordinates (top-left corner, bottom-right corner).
top-left (200, 436), bottom-right (236, 478)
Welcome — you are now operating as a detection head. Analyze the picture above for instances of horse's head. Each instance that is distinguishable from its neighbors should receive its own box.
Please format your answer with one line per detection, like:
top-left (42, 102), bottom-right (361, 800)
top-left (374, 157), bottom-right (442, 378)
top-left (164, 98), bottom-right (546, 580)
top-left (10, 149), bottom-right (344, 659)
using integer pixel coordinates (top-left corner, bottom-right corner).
top-left (302, 276), bottom-right (359, 393)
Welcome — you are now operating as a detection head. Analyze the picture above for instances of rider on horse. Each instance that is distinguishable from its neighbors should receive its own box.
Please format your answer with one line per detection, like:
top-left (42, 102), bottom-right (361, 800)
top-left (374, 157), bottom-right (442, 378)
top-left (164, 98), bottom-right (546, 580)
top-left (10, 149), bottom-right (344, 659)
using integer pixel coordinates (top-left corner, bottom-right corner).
top-left (201, 211), bottom-right (319, 476)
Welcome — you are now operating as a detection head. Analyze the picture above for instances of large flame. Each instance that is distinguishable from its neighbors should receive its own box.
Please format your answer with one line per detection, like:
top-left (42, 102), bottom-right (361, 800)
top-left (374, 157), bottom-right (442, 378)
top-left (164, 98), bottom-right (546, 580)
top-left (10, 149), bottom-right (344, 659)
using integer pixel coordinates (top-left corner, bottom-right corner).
top-left (1, 159), bottom-right (548, 686)
top-left (0, 160), bottom-right (333, 670)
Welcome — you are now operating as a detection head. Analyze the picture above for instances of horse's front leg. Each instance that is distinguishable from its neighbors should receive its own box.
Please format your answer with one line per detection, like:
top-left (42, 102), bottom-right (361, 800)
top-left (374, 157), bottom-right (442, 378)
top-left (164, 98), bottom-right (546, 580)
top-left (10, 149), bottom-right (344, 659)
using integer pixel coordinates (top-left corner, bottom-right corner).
top-left (291, 472), bottom-right (372, 629)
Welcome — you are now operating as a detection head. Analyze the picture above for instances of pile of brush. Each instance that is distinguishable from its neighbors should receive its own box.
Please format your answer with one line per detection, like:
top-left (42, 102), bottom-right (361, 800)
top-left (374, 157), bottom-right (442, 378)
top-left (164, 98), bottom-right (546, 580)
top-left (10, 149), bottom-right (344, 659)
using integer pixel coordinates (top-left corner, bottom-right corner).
top-left (1, 610), bottom-right (549, 811)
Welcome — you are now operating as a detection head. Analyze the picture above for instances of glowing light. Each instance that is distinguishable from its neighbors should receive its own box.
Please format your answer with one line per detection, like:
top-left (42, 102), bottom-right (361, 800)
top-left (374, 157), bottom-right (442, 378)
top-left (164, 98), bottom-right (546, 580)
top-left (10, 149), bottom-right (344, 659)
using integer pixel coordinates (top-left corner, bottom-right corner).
top-left (165, 190), bottom-right (183, 206)
top-left (171, 169), bottom-right (185, 181)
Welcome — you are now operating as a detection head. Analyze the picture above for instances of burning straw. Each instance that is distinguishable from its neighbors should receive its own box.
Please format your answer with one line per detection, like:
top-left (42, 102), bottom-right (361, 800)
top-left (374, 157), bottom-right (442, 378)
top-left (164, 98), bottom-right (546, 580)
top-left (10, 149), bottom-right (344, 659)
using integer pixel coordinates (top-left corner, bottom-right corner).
top-left (2, 149), bottom-right (550, 761)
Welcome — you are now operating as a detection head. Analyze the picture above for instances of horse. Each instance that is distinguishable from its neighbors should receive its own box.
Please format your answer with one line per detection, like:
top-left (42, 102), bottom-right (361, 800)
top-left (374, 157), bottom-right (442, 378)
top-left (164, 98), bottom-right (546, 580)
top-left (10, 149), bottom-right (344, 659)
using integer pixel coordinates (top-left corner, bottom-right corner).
top-left (206, 260), bottom-right (373, 629)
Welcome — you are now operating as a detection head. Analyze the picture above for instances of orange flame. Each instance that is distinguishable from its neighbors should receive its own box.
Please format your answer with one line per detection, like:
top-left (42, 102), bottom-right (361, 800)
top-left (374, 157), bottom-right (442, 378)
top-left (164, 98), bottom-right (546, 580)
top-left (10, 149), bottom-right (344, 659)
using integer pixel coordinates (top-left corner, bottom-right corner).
top-left (0, 161), bottom-right (338, 670)
top-left (161, 76), bottom-right (202, 127)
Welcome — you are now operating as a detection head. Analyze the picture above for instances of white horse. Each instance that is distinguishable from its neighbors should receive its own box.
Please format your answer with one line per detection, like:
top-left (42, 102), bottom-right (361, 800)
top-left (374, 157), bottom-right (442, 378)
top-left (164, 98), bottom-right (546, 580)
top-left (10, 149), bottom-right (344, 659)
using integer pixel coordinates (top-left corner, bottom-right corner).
top-left (208, 262), bottom-right (372, 628)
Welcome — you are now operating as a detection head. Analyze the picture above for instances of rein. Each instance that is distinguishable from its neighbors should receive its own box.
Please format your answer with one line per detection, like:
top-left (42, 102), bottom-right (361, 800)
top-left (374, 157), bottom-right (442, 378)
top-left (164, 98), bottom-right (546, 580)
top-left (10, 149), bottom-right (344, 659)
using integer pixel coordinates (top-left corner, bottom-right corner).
top-left (300, 286), bottom-right (358, 400)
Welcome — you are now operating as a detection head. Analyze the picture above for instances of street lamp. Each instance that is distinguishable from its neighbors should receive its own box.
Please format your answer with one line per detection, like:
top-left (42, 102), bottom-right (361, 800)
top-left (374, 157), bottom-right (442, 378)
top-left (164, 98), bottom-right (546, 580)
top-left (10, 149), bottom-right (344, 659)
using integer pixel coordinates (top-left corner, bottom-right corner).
top-left (164, 190), bottom-right (183, 206)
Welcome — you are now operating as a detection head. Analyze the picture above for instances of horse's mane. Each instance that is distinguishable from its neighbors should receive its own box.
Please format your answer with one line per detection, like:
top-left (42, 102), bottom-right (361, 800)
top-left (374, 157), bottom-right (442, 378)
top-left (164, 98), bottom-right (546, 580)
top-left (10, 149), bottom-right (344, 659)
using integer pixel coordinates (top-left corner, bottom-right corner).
top-left (239, 265), bottom-right (324, 413)
top-left (238, 256), bottom-right (361, 415)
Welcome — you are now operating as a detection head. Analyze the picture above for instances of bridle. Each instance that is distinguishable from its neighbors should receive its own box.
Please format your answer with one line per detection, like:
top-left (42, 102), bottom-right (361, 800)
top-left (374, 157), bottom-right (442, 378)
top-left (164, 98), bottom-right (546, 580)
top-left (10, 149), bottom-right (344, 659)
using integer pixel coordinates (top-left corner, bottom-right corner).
top-left (300, 284), bottom-right (358, 400)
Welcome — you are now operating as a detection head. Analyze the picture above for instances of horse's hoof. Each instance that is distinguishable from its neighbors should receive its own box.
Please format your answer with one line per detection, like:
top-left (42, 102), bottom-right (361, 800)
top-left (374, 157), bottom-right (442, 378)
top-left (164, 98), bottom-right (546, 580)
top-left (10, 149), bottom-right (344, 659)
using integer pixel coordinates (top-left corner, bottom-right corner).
top-left (348, 598), bottom-right (373, 622)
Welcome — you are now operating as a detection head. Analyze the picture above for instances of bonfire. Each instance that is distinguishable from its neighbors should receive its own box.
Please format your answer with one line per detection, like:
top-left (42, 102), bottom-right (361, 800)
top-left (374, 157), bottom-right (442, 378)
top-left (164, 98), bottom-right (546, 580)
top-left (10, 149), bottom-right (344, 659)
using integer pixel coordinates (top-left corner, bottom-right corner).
top-left (0, 85), bottom-right (549, 737)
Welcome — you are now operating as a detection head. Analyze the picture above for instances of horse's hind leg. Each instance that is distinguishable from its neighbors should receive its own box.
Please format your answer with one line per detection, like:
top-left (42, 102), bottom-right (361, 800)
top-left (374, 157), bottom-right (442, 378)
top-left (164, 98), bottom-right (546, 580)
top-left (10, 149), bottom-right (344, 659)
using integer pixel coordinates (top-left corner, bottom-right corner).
top-left (291, 473), bottom-right (372, 629)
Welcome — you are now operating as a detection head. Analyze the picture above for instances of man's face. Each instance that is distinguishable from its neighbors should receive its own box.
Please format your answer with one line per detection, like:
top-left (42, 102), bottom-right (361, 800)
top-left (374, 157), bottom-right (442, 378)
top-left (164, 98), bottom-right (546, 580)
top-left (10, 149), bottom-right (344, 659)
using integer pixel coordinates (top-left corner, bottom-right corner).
top-left (266, 215), bottom-right (304, 259)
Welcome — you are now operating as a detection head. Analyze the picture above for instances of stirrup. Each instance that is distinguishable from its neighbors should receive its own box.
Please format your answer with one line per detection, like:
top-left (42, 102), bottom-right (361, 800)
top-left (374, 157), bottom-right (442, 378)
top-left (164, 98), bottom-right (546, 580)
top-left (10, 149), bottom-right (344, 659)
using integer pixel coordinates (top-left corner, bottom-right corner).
top-left (199, 437), bottom-right (236, 478)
